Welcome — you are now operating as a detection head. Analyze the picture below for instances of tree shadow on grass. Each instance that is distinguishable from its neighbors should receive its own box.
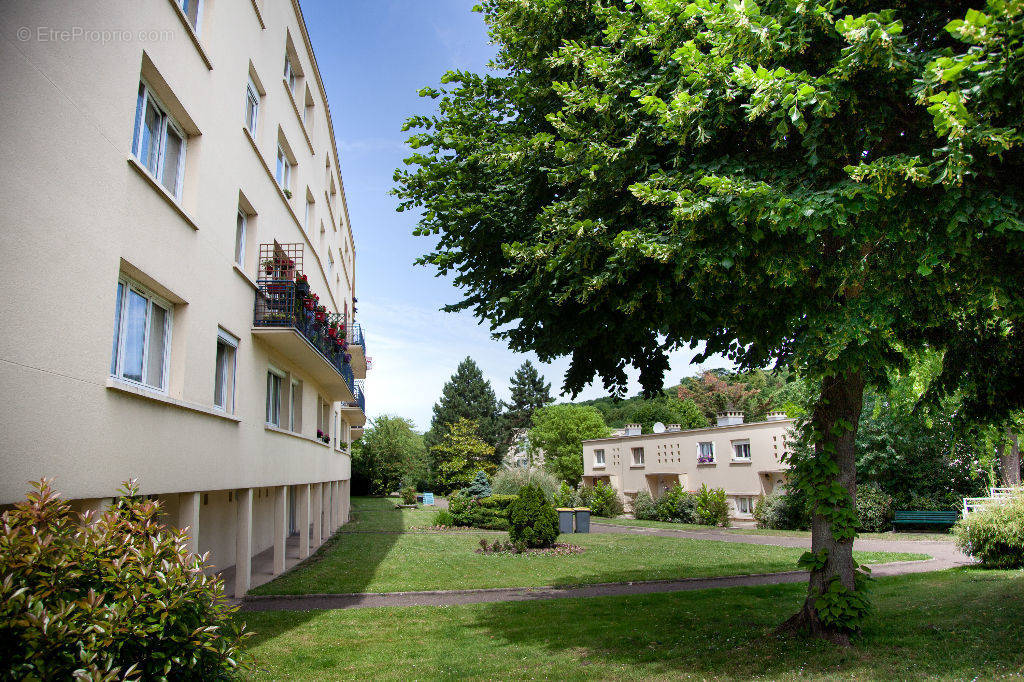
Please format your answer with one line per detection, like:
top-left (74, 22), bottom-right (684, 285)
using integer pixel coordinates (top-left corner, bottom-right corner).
top-left (468, 569), bottom-right (1024, 680)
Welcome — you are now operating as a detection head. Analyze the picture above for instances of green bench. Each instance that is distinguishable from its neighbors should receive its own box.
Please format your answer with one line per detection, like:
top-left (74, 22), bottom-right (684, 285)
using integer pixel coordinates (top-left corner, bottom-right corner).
top-left (892, 510), bottom-right (958, 530)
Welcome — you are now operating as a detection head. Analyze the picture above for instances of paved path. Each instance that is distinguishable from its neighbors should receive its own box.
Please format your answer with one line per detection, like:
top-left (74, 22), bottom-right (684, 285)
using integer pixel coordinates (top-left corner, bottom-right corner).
top-left (239, 523), bottom-right (969, 612)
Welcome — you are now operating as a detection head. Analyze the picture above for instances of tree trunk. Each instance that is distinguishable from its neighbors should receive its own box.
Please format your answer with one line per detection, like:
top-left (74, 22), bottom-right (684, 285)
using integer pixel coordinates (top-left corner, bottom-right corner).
top-left (1001, 429), bottom-right (1021, 487)
top-left (777, 370), bottom-right (865, 646)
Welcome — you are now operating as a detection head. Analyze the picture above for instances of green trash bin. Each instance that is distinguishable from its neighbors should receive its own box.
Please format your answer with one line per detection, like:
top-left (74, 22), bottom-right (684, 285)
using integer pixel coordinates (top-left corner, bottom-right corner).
top-left (557, 508), bottom-right (575, 535)
top-left (574, 507), bottom-right (591, 533)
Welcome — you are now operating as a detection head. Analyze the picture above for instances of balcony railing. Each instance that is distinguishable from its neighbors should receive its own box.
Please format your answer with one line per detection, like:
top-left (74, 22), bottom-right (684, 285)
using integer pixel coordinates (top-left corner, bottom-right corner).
top-left (347, 323), bottom-right (367, 355)
top-left (352, 381), bottom-right (365, 413)
top-left (254, 278), bottom-right (355, 396)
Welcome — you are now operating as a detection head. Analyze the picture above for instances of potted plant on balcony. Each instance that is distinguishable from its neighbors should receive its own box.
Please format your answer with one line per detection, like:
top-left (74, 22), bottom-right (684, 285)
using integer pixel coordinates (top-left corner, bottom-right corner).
top-left (262, 258), bottom-right (276, 275)
top-left (315, 305), bottom-right (327, 323)
top-left (295, 273), bottom-right (310, 296)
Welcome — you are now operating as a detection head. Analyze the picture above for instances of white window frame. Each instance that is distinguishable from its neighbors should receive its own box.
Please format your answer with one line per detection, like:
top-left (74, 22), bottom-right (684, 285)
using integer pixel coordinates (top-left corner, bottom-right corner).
top-left (697, 441), bottom-right (716, 463)
top-left (245, 78), bottom-right (259, 135)
top-left (328, 250), bottom-right (335, 277)
top-left (213, 328), bottom-right (238, 412)
top-left (631, 447), bottom-right (645, 466)
top-left (594, 449), bottom-right (606, 467)
top-left (732, 439), bottom-right (751, 461)
top-left (234, 210), bottom-right (247, 266)
top-left (275, 145), bottom-right (292, 191)
top-left (736, 497), bottom-right (755, 515)
top-left (132, 81), bottom-right (187, 201)
top-left (110, 277), bottom-right (173, 392)
top-left (304, 197), bottom-right (313, 232)
top-left (178, 0), bottom-right (204, 33)
top-left (266, 366), bottom-right (285, 427)
top-left (290, 378), bottom-right (302, 432)
top-left (283, 54), bottom-right (296, 94)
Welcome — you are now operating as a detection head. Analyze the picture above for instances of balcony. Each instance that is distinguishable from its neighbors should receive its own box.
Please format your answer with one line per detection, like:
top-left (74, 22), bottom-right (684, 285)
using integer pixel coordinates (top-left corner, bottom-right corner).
top-left (346, 323), bottom-right (367, 376)
top-left (252, 244), bottom-right (355, 402)
top-left (339, 381), bottom-right (366, 427)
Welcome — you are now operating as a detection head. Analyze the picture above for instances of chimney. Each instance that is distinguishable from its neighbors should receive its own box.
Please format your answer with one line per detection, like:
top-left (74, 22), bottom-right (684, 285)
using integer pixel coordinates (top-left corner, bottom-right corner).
top-left (666, 423), bottom-right (681, 432)
top-left (716, 411), bottom-right (744, 427)
top-left (765, 411), bottom-right (788, 422)
top-left (624, 423), bottom-right (642, 436)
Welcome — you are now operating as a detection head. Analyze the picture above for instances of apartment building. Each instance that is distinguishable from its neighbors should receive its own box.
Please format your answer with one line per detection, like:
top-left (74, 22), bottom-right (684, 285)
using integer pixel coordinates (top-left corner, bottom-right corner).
top-left (582, 413), bottom-right (794, 520)
top-left (0, 0), bottom-right (366, 596)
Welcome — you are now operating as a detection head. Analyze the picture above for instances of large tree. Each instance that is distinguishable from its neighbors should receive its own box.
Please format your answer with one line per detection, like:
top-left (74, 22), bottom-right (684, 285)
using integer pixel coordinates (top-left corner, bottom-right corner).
top-left (395, 0), bottom-right (1022, 641)
top-left (496, 360), bottom-right (554, 458)
top-left (426, 357), bottom-right (502, 456)
top-left (430, 418), bottom-right (496, 494)
top-left (529, 404), bottom-right (611, 486)
top-left (352, 415), bottom-right (427, 496)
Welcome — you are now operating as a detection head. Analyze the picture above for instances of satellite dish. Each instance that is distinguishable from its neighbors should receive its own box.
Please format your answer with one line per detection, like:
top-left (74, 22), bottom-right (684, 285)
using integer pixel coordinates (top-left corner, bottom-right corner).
top-left (652, 422), bottom-right (666, 434)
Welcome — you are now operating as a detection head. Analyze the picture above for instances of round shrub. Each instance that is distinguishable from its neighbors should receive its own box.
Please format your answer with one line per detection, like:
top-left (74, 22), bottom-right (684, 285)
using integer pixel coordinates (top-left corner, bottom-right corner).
top-left (507, 484), bottom-right (559, 548)
top-left (631, 490), bottom-right (658, 520)
top-left (400, 484), bottom-right (418, 505)
top-left (955, 495), bottom-right (1024, 568)
top-left (432, 509), bottom-right (455, 527)
top-left (856, 484), bottom-right (895, 532)
top-left (754, 489), bottom-right (811, 530)
top-left (695, 484), bottom-right (730, 527)
top-left (491, 467), bottom-right (560, 500)
top-left (462, 470), bottom-right (492, 499)
top-left (590, 481), bottom-right (624, 518)
top-left (553, 481), bottom-right (576, 508)
top-left (0, 479), bottom-right (249, 679)
top-left (653, 484), bottom-right (697, 523)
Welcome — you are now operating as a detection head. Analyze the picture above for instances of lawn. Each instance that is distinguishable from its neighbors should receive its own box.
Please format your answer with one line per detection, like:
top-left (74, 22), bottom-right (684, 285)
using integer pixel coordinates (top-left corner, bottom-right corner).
top-left (240, 569), bottom-right (1024, 680)
top-left (594, 516), bottom-right (956, 542)
top-left (250, 497), bottom-right (926, 596)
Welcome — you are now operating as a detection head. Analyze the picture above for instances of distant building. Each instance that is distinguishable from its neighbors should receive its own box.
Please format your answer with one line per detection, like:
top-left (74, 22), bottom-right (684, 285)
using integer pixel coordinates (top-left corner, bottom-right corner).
top-left (581, 412), bottom-right (793, 520)
top-left (504, 428), bottom-right (545, 468)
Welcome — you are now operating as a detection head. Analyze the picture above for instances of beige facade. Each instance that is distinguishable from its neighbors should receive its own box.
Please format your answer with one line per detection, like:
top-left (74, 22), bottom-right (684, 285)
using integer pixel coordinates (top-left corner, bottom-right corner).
top-left (582, 414), bottom-right (794, 520)
top-left (0, 0), bottom-right (365, 595)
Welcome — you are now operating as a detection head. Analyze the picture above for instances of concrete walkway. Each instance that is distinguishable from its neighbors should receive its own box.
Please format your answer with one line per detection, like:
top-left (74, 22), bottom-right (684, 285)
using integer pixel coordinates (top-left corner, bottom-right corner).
top-left (239, 523), bottom-right (969, 612)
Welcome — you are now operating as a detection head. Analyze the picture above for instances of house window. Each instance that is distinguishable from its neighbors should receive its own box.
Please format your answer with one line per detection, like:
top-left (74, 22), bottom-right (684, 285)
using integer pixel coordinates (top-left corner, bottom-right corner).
top-left (132, 82), bottom-right (187, 200)
top-left (697, 441), bottom-right (715, 464)
top-left (631, 447), bottom-right (644, 466)
top-left (266, 368), bottom-right (284, 426)
top-left (283, 54), bottom-right (296, 94)
top-left (732, 440), bottom-right (751, 461)
top-left (214, 329), bottom-right (238, 412)
top-left (234, 211), bottom-right (247, 266)
top-left (594, 449), bottom-right (605, 466)
top-left (736, 497), bottom-right (756, 515)
top-left (178, 0), bottom-right (202, 32)
top-left (328, 251), bottom-right (334, 277)
top-left (245, 78), bottom-right (259, 135)
top-left (275, 146), bottom-right (292, 192)
top-left (290, 379), bottom-right (303, 432)
top-left (110, 278), bottom-right (172, 391)
top-left (304, 197), bottom-right (314, 232)
top-left (317, 395), bottom-right (330, 442)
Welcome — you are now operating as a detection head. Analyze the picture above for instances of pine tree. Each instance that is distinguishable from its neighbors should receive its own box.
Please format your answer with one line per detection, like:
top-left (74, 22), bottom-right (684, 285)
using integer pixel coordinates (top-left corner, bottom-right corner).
top-left (426, 357), bottom-right (501, 456)
top-left (497, 361), bottom-right (554, 462)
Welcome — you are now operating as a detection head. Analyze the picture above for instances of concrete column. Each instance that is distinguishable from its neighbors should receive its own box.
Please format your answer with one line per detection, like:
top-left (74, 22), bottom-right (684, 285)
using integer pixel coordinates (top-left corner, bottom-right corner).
top-left (176, 492), bottom-right (200, 556)
top-left (234, 488), bottom-right (253, 599)
top-left (311, 482), bottom-right (323, 548)
top-left (321, 482), bottom-right (331, 540)
top-left (334, 481), bottom-right (342, 529)
top-left (341, 480), bottom-right (349, 524)
top-left (297, 483), bottom-right (310, 559)
top-left (273, 485), bottom-right (287, 575)
top-left (330, 481), bottom-right (339, 531)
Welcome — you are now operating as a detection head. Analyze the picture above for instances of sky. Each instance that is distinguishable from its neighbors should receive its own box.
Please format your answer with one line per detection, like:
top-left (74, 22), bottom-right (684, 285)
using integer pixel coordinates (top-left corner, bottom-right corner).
top-left (300, 1), bottom-right (728, 431)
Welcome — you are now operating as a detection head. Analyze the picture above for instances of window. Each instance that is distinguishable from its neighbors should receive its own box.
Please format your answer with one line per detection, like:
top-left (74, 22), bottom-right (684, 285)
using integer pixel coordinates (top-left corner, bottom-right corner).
top-left (697, 441), bottom-right (715, 464)
top-left (732, 440), bottom-right (751, 461)
top-left (132, 82), bottom-right (187, 200)
top-left (594, 449), bottom-right (606, 466)
top-left (317, 395), bottom-right (330, 442)
top-left (275, 146), bottom-right (292, 191)
top-left (110, 278), bottom-right (172, 391)
top-left (283, 54), bottom-right (296, 94)
top-left (214, 329), bottom-right (238, 412)
top-left (328, 251), bottom-right (334, 277)
top-left (631, 447), bottom-right (645, 466)
top-left (290, 379), bottom-right (302, 432)
top-left (304, 197), bottom-right (314, 232)
top-left (234, 210), bottom-right (246, 266)
top-left (736, 497), bottom-right (755, 515)
top-left (245, 78), bottom-right (259, 135)
top-left (178, 0), bottom-right (202, 32)
top-left (266, 368), bottom-right (284, 426)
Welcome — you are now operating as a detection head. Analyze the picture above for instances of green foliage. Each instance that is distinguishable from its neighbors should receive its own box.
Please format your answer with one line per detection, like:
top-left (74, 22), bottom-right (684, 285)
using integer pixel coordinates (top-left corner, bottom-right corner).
top-left (856, 484), bottom-right (895, 533)
top-left (755, 490), bottom-right (812, 531)
top-left (569, 392), bottom-right (708, 432)
top-left (553, 481), bottom-right (575, 508)
top-left (955, 495), bottom-right (1024, 568)
top-left (814, 572), bottom-right (874, 633)
top-left (430, 418), bottom-right (496, 494)
top-left (352, 415), bottom-right (427, 496)
top-left (631, 490), bottom-right (657, 520)
top-left (497, 360), bottom-right (554, 456)
top-left (589, 481), bottom-right (624, 518)
top-left (400, 485), bottom-right (418, 506)
top-left (507, 485), bottom-right (559, 549)
top-left (694, 485), bottom-right (730, 527)
top-left (463, 470), bottom-right (493, 499)
top-left (427, 357), bottom-right (501, 455)
top-left (655, 484), bottom-right (697, 523)
top-left (446, 492), bottom-right (517, 530)
top-left (491, 467), bottom-right (560, 501)
top-left (529, 404), bottom-right (611, 486)
top-left (0, 479), bottom-right (249, 680)
top-left (432, 509), bottom-right (455, 527)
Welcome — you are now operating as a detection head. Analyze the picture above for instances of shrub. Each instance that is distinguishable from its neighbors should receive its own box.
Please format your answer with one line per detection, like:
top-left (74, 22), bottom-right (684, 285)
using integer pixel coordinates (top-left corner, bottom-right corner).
top-left (507, 485), bottom-right (559, 548)
top-left (491, 467), bottom-right (560, 500)
top-left (695, 484), bottom-right (730, 527)
top-left (590, 481), bottom-right (624, 518)
top-left (432, 509), bottom-right (455, 527)
top-left (0, 479), bottom-right (249, 680)
top-left (631, 490), bottom-right (658, 520)
top-left (856, 484), bottom-right (895, 532)
top-left (462, 470), bottom-right (492, 498)
top-left (754, 489), bottom-right (811, 530)
top-left (553, 481), bottom-right (576, 508)
top-left (400, 484), bottom-right (418, 505)
top-left (955, 495), bottom-right (1024, 568)
top-left (654, 484), bottom-right (696, 523)
top-left (446, 492), bottom-right (515, 530)
top-left (576, 483), bottom-right (594, 508)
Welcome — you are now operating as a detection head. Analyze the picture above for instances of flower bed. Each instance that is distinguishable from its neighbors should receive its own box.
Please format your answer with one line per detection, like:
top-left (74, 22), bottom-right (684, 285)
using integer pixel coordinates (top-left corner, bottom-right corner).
top-left (475, 539), bottom-right (585, 556)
